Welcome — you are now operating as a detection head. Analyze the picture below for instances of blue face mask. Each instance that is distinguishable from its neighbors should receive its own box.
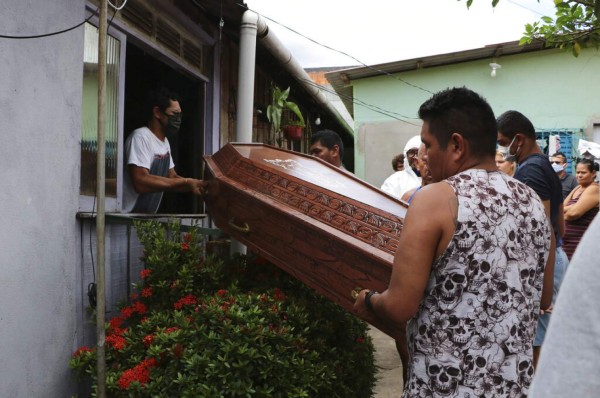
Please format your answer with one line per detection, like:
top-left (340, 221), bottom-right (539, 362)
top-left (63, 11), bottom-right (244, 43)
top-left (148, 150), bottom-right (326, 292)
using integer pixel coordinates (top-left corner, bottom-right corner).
top-left (551, 162), bottom-right (565, 173)
top-left (497, 136), bottom-right (519, 162)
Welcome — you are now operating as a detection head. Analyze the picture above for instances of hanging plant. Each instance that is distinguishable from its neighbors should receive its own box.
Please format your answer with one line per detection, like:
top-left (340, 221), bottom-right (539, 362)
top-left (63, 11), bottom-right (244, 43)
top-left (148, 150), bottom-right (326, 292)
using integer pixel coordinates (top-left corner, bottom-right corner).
top-left (266, 85), bottom-right (305, 144)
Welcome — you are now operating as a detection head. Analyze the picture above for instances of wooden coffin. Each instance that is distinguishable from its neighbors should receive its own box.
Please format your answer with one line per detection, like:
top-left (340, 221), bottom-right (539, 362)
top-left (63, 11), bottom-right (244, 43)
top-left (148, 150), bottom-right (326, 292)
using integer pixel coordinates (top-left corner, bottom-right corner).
top-left (203, 143), bottom-right (407, 338)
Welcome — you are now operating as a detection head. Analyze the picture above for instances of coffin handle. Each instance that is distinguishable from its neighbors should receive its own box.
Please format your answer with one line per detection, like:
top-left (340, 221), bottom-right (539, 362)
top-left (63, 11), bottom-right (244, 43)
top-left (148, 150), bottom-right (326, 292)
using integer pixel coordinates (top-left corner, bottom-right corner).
top-left (351, 287), bottom-right (364, 300)
top-left (228, 217), bottom-right (250, 233)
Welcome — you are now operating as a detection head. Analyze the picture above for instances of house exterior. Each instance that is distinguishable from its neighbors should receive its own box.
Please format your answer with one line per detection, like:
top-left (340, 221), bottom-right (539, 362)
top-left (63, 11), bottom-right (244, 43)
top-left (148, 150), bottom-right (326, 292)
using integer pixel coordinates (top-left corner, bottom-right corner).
top-left (327, 41), bottom-right (600, 187)
top-left (0, 0), bottom-right (351, 395)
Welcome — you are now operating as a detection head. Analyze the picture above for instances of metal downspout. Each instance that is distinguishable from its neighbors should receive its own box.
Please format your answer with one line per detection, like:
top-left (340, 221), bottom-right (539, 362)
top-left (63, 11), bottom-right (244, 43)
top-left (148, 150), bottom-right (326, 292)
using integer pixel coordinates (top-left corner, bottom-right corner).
top-left (231, 11), bottom-right (261, 254)
top-left (235, 11), bottom-right (259, 143)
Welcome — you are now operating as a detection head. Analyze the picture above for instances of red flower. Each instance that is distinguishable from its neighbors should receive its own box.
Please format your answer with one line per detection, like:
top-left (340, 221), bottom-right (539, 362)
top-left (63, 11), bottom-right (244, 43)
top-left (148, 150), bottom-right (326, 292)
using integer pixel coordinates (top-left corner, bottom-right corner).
top-left (140, 269), bottom-right (152, 279)
top-left (165, 326), bottom-right (180, 334)
top-left (174, 294), bottom-right (197, 310)
top-left (142, 334), bottom-right (154, 347)
top-left (109, 317), bottom-right (123, 330)
top-left (216, 289), bottom-right (228, 297)
top-left (117, 357), bottom-right (157, 390)
top-left (120, 306), bottom-right (134, 320)
top-left (181, 243), bottom-right (190, 251)
top-left (72, 346), bottom-right (93, 357)
top-left (106, 334), bottom-right (127, 350)
top-left (356, 337), bottom-right (365, 344)
top-left (173, 343), bottom-right (185, 358)
top-left (141, 288), bottom-right (153, 298)
top-left (129, 292), bottom-right (139, 300)
top-left (273, 288), bottom-right (286, 301)
top-left (133, 301), bottom-right (147, 315)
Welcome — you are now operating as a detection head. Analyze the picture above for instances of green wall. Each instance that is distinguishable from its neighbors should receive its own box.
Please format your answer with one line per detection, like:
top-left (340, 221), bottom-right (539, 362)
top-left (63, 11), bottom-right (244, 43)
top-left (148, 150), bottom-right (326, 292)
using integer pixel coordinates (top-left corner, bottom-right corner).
top-left (351, 47), bottom-right (600, 181)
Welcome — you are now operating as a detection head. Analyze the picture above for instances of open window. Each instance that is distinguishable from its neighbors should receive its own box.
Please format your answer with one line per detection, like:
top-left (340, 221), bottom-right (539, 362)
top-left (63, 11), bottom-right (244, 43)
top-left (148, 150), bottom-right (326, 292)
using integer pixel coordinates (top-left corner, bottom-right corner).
top-left (79, 22), bottom-right (125, 212)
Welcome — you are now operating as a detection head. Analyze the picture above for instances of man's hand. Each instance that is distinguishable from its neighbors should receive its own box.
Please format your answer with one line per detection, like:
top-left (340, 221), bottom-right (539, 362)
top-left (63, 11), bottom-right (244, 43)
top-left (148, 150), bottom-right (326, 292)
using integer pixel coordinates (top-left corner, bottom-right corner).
top-left (353, 289), bottom-right (378, 324)
top-left (187, 178), bottom-right (207, 196)
top-left (540, 304), bottom-right (553, 315)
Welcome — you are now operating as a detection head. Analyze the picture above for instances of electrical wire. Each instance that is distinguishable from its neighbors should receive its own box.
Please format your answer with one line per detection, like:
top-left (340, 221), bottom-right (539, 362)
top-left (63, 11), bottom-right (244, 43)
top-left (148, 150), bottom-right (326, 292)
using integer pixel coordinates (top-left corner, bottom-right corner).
top-left (0, 8), bottom-right (98, 39)
top-left (505, 0), bottom-right (545, 16)
top-left (240, 4), bottom-right (434, 95)
top-left (299, 78), bottom-right (421, 126)
top-left (108, 0), bottom-right (129, 12)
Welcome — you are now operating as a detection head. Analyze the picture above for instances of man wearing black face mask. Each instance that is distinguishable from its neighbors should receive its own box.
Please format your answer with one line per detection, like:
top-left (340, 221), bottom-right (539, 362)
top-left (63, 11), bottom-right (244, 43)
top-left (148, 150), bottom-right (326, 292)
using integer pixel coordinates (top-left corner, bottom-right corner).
top-left (123, 87), bottom-right (206, 213)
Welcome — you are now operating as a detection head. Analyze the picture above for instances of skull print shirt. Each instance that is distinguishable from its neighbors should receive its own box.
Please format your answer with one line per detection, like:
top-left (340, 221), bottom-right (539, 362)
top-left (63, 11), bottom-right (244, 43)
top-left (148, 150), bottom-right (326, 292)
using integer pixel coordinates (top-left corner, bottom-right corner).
top-left (403, 169), bottom-right (550, 398)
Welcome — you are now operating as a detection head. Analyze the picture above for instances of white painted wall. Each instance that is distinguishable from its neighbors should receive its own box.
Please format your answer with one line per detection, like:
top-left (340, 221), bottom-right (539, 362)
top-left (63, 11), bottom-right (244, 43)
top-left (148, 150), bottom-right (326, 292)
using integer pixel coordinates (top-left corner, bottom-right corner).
top-left (0, 1), bottom-right (84, 395)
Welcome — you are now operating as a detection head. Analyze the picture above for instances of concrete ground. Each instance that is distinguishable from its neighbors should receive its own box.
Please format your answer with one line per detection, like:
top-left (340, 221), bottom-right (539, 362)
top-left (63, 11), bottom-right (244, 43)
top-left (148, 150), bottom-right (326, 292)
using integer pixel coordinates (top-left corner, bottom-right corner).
top-left (369, 326), bottom-right (404, 397)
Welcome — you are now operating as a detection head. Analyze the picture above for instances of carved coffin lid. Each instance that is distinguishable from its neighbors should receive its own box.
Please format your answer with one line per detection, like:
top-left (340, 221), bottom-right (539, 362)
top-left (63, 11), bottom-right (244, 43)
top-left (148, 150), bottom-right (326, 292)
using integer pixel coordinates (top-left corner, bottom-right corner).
top-left (203, 143), bottom-right (407, 338)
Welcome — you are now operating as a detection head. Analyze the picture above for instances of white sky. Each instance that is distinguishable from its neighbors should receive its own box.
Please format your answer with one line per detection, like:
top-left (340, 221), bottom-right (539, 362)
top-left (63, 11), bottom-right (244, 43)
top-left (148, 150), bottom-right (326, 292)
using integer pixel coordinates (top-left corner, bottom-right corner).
top-left (245, 0), bottom-right (557, 68)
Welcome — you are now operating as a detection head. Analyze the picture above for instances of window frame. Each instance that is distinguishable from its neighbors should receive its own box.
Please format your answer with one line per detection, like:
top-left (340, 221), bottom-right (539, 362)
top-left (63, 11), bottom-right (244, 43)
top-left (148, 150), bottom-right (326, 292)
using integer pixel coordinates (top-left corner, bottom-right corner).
top-left (79, 11), bottom-right (127, 213)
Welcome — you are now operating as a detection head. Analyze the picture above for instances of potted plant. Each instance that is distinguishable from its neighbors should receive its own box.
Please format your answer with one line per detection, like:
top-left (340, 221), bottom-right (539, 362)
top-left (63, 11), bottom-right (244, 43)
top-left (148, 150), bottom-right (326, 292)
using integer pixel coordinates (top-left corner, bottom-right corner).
top-left (282, 118), bottom-right (305, 141)
top-left (266, 85), bottom-right (305, 143)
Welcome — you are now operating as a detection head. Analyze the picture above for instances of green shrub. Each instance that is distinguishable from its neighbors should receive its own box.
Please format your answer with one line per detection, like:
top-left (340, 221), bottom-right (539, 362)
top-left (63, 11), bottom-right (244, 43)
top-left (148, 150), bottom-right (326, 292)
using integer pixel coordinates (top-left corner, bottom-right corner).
top-left (70, 220), bottom-right (376, 397)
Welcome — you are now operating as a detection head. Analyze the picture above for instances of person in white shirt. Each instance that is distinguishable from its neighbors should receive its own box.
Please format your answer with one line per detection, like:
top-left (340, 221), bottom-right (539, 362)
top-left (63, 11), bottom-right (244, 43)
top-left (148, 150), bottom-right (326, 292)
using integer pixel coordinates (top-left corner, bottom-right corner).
top-left (122, 87), bottom-right (205, 213)
top-left (380, 135), bottom-right (422, 200)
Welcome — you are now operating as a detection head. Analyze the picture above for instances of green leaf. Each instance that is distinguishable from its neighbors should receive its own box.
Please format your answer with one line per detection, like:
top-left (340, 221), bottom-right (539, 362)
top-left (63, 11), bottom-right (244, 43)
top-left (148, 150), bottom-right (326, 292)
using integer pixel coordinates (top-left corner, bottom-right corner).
top-left (467, 0), bottom-right (473, 8)
top-left (573, 41), bottom-right (581, 56)
top-left (492, 0), bottom-right (500, 7)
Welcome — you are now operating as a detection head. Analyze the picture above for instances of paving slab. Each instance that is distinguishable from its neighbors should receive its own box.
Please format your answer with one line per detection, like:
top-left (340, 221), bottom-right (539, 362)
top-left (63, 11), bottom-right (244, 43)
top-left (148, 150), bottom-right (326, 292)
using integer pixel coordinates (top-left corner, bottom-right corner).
top-left (369, 326), bottom-right (404, 397)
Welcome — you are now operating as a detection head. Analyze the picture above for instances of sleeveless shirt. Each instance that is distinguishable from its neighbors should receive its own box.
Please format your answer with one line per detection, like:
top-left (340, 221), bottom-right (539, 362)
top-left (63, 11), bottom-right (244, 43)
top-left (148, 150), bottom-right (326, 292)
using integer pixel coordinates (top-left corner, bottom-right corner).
top-left (403, 169), bottom-right (550, 398)
top-left (562, 184), bottom-right (599, 259)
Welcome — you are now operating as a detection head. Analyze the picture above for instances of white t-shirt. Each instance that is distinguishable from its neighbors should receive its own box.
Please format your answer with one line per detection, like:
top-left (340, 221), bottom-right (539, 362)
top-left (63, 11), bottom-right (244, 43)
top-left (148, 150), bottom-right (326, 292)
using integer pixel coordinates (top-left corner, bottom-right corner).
top-left (122, 127), bottom-right (175, 213)
top-left (380, 168), bottom-right (421, 200)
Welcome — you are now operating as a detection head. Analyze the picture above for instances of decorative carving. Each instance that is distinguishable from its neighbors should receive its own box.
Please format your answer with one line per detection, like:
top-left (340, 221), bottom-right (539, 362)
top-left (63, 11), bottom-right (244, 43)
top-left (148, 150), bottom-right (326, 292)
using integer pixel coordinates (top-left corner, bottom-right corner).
top-left (228, 158), bottom-right (403, 255)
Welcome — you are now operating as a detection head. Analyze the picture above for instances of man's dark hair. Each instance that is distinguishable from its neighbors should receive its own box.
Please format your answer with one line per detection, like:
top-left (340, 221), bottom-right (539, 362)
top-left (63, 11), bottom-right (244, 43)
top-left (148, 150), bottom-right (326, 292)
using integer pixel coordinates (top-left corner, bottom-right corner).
top-left (146, 87), bottom-right (180, 120)
top-left (496, 110), bottom-right (536, 140)
top-left (551, 152), bottom-right (567, 162)
top-left (418, 87), bottom-right (497, 157)
top-left (310, 129), bottom-right (344, 159)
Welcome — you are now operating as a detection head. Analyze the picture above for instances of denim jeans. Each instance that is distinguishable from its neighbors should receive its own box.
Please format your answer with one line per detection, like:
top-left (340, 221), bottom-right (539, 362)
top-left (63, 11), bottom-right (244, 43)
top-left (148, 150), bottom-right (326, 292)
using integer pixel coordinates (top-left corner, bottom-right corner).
top-left (534, 246), bottom-right (569, 346)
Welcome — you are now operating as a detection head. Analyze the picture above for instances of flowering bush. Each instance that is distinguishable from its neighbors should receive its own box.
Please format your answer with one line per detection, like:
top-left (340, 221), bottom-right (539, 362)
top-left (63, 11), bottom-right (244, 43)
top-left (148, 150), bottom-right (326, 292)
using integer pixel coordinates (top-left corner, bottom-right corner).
top-left (70, 220), bottom-right (376, 397)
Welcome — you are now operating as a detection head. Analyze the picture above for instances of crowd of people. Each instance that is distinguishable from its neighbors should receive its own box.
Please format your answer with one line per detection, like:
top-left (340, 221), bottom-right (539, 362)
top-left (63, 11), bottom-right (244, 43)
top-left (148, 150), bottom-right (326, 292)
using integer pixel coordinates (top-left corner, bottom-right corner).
top-left (357, 87), bottom-right (599, 397)
top-left (126, 85), bottom-right (599, 397)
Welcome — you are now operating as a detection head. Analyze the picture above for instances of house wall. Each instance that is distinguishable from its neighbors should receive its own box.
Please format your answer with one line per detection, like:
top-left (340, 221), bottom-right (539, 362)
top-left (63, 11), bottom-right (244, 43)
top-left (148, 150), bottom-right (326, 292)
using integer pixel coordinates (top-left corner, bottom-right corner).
top-left (352, 48), bottom-right (600, 186)
top-left (0, 0), bottom-right (84, 396)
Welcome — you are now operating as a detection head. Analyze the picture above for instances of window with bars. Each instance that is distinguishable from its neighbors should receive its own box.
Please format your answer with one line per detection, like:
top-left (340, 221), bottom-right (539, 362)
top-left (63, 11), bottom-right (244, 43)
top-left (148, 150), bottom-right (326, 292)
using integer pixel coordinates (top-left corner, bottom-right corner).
top-left (535, 129), bottom-right (584, 174)
top-left (80, 23), bottom-right (122, 203)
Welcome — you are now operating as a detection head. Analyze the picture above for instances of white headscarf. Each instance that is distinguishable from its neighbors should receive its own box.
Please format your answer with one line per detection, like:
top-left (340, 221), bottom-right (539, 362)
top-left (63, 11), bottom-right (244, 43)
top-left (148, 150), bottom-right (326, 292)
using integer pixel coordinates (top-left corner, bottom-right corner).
top-left (403, 135), bottom-right (423, 170)
top-left (381, 135), bottom-right (422, 200)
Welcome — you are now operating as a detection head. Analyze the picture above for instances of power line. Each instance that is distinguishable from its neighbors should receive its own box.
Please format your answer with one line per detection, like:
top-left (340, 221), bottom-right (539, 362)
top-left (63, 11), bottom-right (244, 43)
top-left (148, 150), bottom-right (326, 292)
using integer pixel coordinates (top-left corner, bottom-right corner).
top-left (0, 9), bottom-right (98, 39)
top-left (505, 0), bottom-right (545, 16)
top-left (241, 4), bottom-right (434, 95)
top-left (300, 78), bottom-right (421, 126)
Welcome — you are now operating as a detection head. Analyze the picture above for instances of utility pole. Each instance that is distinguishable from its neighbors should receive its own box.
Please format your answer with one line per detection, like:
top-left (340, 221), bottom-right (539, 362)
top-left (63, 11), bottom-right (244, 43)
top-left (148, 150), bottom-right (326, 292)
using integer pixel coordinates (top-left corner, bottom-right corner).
top-left (96, 0), bottom-right (108, 396)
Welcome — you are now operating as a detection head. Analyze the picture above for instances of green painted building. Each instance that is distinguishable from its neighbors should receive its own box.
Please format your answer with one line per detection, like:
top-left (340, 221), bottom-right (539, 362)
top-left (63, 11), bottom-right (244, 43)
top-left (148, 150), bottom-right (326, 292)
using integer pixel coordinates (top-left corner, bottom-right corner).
top-left (327, 41), bottom-right (600, 186)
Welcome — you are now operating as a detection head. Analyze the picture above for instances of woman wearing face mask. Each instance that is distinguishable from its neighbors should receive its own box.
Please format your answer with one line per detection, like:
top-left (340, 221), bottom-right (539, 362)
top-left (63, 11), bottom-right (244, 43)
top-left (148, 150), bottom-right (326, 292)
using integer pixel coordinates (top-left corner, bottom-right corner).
top-left (495, 150), bottom-right (516, 176)
top-left (562, 158), bottom-right (600, 259)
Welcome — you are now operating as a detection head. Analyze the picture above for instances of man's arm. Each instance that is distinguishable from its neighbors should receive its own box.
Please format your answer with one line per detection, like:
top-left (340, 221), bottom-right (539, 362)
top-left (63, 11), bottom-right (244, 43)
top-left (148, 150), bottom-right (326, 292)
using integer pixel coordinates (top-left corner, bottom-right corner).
top-left (129, 165), bottom-right (205, 195)
top-left (354, 182), bottom-right (456, 325)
